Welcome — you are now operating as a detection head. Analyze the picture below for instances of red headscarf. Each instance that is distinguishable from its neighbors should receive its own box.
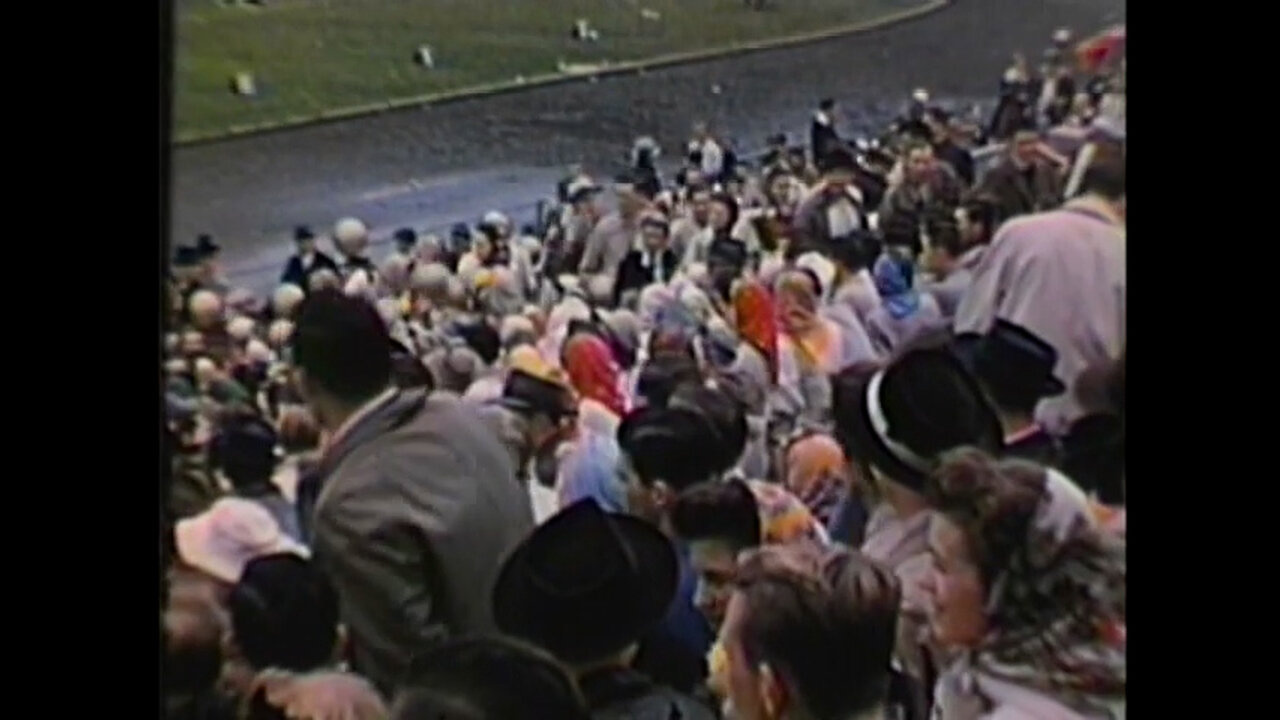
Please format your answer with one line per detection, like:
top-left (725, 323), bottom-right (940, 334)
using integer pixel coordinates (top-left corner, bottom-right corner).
top-left (732, 280), bottom-right (779, 380)
top-left (562, 333), bottom-right (628, 418)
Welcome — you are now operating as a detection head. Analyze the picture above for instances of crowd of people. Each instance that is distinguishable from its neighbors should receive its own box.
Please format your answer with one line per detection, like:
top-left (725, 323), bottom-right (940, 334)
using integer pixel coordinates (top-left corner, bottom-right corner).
top-left (163, 25), bottom-right (1125, 720)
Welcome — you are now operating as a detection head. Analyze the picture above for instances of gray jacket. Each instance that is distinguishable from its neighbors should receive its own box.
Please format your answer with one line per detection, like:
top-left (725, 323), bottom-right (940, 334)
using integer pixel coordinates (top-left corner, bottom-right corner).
top-left (308, 390), bottom-right (533, 696)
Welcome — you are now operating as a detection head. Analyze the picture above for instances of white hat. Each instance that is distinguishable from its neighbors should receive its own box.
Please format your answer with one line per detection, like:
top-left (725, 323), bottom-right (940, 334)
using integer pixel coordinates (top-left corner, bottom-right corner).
top-left (343, 270), bottom-right (372, 297)
top-left (174, 498), bottom-right (309, 583)
top-left (333, 217), bottom-right (368, 245)
top-left (272, 284), bottom-right (305, 318)
top-left (912, 88), bottom-right (930, 104)
top-left (227, 316), bottom-right (256, 342)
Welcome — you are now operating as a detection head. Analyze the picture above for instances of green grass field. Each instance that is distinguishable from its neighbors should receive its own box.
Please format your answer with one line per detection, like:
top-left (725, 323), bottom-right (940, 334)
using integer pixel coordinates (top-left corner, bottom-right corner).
top-left (172, 0), bottom-right (934, 141)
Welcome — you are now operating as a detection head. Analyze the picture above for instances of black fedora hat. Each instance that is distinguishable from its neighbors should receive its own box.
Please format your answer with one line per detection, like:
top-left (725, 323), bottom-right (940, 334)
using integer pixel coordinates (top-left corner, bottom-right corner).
top-left (294, 225), bottom-right (316, 242)
top-left (832, 346), bottom-right (1001, 492)
top-left (173, 245), bottom-right (201, 268)
top-left (498, 369), bottom-right (576, 420)
top-left (195, 234), bottom-right (221, 256)
top-left (971, 319), bottom-right (1066, 398)
top-left (493, 498), bottom-right (678, 664)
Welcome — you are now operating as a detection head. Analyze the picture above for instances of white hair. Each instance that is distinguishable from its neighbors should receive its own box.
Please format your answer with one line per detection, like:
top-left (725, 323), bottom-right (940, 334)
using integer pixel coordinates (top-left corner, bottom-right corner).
top-left (272, 284), bottom-right (306, 317)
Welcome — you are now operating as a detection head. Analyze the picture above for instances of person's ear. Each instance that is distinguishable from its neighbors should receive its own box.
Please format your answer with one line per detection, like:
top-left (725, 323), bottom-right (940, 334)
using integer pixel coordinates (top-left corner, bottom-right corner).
top-left (758, 662), bottom-right (788, 720)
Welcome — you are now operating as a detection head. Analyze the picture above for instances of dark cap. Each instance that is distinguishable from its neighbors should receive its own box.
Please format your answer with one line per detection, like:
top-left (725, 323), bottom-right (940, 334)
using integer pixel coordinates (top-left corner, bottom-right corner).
top-left (195, 234), bottom-right (221, 256)
top-left (393, 227), bottom-right (418, 248)
top-left (173, 245), bottom-right (201, 268)
top-left (498, 369), bottom-right (576, 420)
top-left (293, 225), bottom-right (316, 242)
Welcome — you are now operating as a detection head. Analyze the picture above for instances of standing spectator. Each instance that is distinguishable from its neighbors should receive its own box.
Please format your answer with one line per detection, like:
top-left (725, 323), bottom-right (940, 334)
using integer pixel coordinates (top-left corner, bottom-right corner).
top-left (955, 153), bottom-right (1125, 434)
top-left (331, 218), bottom-right (377, 285)
top-left (195, 234), bottom-right (231, 294)
top-left (810, 98), bottom-right (842, 167)
top-left (926, 108), bottom-right (975, 186)
top-left (494, 499), bottom-right (716, 719)
top-left (959, 319), bottom-right (1067, 466)
top-left (978, 128), bottom-right (1064, 221)
top-left (878, 140), bottom-right (964, 234)
top-left (280, 226), bottom-right (339, 290)
top-left (711, 544), bottom-right (902, 720)
top-left (614, 215), bottom-right (679, 306)
top-left (791, 146), bottom-right (867, 255)
top-left (688, 122), bottom-right (725, 183)
top-left (579, 175), bottom-right (648, 278)
top-left (292, 290), bottom-right (532, 695)
top-left (923, 449), bottom-right (1125, 719)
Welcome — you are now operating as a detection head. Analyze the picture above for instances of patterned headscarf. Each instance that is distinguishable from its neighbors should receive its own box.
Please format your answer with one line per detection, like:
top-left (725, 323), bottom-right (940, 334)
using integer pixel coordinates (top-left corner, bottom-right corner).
top-left (872, 252), bottom-right (922, 320)
top-left (732, 280), bottom-right (779, 381)
top-left (784, 434), bottom-right (850, 528)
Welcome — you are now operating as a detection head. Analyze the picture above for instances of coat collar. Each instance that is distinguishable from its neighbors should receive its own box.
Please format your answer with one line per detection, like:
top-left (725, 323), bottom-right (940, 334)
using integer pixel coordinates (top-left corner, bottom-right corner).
top-left (314, 389), bottom-right (425, 485)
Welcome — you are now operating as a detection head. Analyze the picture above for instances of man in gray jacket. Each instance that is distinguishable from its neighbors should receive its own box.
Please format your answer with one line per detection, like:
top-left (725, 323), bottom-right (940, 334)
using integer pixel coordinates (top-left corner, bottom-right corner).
top-left (291, 290), bottom-right (534, 696)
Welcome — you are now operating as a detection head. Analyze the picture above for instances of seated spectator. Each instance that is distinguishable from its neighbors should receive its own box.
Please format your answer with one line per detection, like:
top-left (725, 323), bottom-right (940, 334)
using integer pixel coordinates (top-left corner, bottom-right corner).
top-left (615, 215), bottom-right (679, 306)
top-left (924, 448), bottom-right (1125, 718)
top-left (670, 477), bottom-right (829, 630)
top-left (865, 248), bottom-right (946, 356)
top-left (781, 433), bottom-right (853, 528)
top-left (494, 499), bottom-right (715, 719)
top-left (395, 636), bottom-right (591, 720)
top-left (227, 553), bottom-right (384, 720)
top-left (164, 602), bottom-right (237, 720)
top-left (711, 544), bottom-right (902, 720)
top-left (210, 413), bottom-right (302, 542)
top-left (828, 230), bottom-right (884, 326)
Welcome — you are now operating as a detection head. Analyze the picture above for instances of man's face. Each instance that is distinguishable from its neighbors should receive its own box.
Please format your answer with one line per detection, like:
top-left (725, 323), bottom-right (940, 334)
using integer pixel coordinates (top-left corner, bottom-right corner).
top-left (641, 226), bottom-right (668, 253)
top-left (296, 238), bottom-right (316, 256)
top-left (709, 201), bottom-right (733, 232)
top-left (691, 192), bottom-right (712, 224)
top-left (1013, 134), bottom-right (1040, 166)
top-left (905, 147), bottom-right (936, 184)
top-left (617, 184), bottom-right (645, 216)
top-left (689, 539), bottom-right (739, 629)
top-left (956, 207), bottom-right (985, 246)
top-left (621, 454), bottom-right (666, 525)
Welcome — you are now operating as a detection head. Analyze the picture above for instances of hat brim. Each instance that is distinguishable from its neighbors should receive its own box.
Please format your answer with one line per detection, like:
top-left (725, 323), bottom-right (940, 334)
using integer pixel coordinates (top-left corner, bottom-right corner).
top-left (492, 512), bottom-right (678, 663)
top-left (833, 375), bottom-right (930, 493)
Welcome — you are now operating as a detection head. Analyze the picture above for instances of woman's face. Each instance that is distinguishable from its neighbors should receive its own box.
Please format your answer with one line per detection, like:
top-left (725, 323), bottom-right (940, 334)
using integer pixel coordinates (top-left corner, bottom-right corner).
top-left (923, 514), bottom-right (989, 648)
top-left (709, 200), bottom-right (733, 231)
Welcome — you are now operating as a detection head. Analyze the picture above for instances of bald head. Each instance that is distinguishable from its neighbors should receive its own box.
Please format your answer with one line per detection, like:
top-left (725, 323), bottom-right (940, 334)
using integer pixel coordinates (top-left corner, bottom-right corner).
top-left (188, 290), bottom-right (222, 330)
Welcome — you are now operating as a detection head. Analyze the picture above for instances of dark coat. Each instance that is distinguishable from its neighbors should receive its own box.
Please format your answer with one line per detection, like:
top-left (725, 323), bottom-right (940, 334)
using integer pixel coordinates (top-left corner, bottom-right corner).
top-left (934, 139), bottom-right (975, 187)
top-left (1061, 413), bottom-right (1124, 504)
top-left (578, 666), bottom-right (716, 720)
top-left (810, 117), bottom-right (841, 165)
top-left (979, 158), bottom-right (1064, 221)
top-left (306, 390), bottom-right (534, 696)
top-left (613, 248), bottom-right (679, 306)
top-left (791, 185), bottom-right (867, 254)
top-left (279, 251), bottom-right (339, 288)
top-left (877, 165), bottom-right (965, 230)
top-left (1002, 427), bottom-right (1063, 468)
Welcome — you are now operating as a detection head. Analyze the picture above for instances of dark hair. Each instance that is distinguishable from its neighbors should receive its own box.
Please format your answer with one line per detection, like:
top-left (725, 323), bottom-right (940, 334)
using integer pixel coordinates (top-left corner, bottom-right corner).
top-left (879, 211), bottom-right (922, 257)
top-left (164, 603), bottom-right (225, 696)
top-left (671, 478), bottom-right (761, 550)
top-left (819, 98), bottom-right (836, 111)
top-left (710, 192), bottom-right (741, 234)
top-left (229, 553), bottom-right (339, 672)
top-left (456, 321), bottom-right (501, 365)
top-left (396, 636), bottom-right (590, 720)
top-left (617, 407), bottom-right (723, 491)
top-left (636, 353), bottom-right (702, 409)
top-left (926, 448), bottom-right (1126, 683)
top-left (669, 382), bottom-right (748, 473)
top-left (926, 211), bottom-right (964, 258)
top-left (1080, 146), bottom-right (1125, 200)
top-left (734, 545), bottom-right (901, 719)
top-left (392, 353), bottom-right (434, 390)
top-left (827, 230), bottom-right (881, 272)
top-left (292, 290), bottom-right (392, 403)
top-left (211, 412), bottom-right (278, 489)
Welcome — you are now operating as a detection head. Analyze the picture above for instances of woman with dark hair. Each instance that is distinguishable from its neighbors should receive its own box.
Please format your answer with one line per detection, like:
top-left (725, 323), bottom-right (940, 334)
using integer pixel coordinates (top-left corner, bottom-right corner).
top-left (923, 448), bottom-right (1125, 718)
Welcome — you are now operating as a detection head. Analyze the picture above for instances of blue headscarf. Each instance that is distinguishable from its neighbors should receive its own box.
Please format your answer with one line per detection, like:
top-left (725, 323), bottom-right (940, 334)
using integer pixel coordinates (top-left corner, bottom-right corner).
top-left (557, 432), bottom-right (627, 513)
top-left (873, 252), bottom-right (921, 320)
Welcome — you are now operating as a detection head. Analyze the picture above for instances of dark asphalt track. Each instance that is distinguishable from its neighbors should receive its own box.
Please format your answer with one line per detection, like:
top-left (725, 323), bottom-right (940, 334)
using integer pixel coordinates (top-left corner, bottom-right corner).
top-left (170, 0), bottom-right (1124, 292)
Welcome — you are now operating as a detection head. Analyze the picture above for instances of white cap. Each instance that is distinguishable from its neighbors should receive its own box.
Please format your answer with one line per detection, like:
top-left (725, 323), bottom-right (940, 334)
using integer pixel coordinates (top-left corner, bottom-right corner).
top-left (912, 88), bottom-right (930, 104)
top-left (796, 252), bottom-right (837, 299)
top-left (482, 210), bottom-right (510, 228)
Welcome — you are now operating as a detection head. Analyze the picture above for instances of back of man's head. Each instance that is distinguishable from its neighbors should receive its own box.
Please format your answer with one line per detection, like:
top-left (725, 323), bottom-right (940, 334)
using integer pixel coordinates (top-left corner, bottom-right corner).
top-left (671, 478), bottom-right (762, 551)
top-left (229, 553), bottom-right (339, 672)
top-left (733, 545), bottom-right (901, 719)
top-left (395, 636), bottom-right (590, 720)
top-left (1080, 145), bottom-right (1125, 202)
top-left (292, 290), bottom-right (392, 404)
